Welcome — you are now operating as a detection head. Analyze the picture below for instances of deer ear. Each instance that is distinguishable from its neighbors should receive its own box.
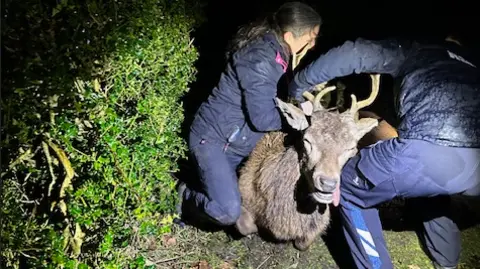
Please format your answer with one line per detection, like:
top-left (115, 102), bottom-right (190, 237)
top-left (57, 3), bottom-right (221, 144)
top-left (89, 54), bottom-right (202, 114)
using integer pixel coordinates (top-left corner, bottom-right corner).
top-left (275, 98), bottom-right (309, 131)
top-left (355, 118), bottom-right (379, 140)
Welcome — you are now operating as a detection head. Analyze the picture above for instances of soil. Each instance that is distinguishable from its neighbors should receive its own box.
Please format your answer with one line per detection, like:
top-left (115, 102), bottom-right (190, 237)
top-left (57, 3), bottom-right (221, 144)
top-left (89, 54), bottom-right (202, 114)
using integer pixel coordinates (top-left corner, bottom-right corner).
top-left (140, 197), bottom-right (480, 269)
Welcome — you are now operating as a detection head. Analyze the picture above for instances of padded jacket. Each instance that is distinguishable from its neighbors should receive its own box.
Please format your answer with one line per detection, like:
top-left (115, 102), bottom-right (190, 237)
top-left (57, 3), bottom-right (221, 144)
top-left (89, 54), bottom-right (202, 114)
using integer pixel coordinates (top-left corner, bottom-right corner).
top-left (289, 38), bottom-right (480, 148)
top-left (190, 33), bottom-right (290, 156)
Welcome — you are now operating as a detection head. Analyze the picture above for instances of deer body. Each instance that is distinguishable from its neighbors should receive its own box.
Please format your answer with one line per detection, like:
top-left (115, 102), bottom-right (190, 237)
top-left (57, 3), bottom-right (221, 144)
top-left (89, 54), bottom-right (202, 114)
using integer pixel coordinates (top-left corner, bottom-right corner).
top-left (235, 74), bottom-right (381, 250)
top-left (237, 131), bottom-right (331, 250)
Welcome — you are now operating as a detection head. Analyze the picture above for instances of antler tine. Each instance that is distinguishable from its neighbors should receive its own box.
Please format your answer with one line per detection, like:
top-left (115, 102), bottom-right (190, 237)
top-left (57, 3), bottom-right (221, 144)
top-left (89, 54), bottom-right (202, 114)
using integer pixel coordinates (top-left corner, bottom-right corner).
top-left (350, 93), bottom-right (358, 111)
top-left (313, 85), bottom-right (336, 111)
top-left (302, 91), bottom-right (316, 102)
top-left (351, 74), bottom-right (380, 112)
top-left (313, 82), bottom-right (328, 92)
top-left (301, 81), bottom-right (332, 105)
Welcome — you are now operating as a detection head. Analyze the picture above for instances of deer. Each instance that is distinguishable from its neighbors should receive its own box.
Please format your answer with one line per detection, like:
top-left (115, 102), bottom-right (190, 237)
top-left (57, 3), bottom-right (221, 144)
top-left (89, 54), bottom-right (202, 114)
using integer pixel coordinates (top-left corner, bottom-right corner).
top-left (234, 47), bottom-right (382, 250)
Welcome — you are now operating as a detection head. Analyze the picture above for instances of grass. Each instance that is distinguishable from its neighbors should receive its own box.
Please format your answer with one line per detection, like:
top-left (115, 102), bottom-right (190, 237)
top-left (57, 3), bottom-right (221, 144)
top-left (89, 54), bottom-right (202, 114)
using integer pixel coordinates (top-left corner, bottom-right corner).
top-left (130, 224), bottom-right (480, 269)
top-left (129, 198), bottom-right (480, 269)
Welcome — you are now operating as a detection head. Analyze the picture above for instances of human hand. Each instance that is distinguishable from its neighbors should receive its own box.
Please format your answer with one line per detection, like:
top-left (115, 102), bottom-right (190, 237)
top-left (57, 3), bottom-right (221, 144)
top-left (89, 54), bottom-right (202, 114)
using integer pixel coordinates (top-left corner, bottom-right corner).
top-left (300, 101), bottom-right (313, 116)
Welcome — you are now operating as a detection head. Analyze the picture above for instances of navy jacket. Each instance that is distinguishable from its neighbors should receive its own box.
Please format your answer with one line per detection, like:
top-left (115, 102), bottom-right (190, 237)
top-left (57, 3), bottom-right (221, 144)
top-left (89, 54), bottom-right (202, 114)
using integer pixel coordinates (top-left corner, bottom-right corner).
top-left (190, 33), bottom-right (290, 156)
top-left (289, 38), bottom-right (480, 148)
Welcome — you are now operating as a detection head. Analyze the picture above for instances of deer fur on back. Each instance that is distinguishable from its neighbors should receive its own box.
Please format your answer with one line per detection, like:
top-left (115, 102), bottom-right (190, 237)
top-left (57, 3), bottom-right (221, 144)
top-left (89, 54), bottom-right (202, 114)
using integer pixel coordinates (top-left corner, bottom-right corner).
top-left (238, 131), bottom-right (330, 250)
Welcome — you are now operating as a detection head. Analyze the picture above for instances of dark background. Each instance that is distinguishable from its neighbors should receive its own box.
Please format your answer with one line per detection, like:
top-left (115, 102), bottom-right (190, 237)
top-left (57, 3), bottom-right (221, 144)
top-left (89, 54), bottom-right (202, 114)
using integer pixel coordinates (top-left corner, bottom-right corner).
top-left (181, 0), bottom-right (478, 135)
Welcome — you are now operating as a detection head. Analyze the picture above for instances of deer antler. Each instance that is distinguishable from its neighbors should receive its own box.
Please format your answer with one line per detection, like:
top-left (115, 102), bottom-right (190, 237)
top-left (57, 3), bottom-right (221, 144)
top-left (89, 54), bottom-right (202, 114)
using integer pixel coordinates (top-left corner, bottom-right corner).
top-left (294, 45), bottom-right (339, 112)
top-left (349, 74), bottom-right (380, 116)
top-left (302, 83), bottom-right (337, 112)
top-left (302, 82), bottom-right (327, 102)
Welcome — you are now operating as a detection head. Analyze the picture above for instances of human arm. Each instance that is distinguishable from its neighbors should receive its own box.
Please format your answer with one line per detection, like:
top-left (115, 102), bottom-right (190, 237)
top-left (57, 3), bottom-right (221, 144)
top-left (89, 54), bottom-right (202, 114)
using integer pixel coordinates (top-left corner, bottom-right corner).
top-left (234, 48), bottom-right (284, 132)
top-left (289, 38), bottom-right (413, 102)
top-left (357, 111), bottom-right (399, 149)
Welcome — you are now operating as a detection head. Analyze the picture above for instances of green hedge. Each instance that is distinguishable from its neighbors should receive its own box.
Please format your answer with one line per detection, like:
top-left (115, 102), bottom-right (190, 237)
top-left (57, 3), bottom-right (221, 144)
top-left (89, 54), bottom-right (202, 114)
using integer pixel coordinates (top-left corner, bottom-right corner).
top-left (1, 0), bottom-right (202, 267)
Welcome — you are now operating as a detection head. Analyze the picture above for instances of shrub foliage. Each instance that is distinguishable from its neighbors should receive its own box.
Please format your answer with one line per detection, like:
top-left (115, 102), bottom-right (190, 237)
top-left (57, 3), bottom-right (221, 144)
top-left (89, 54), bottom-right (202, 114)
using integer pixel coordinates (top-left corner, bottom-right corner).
top-left (1, 0), bottom-right (201, 267)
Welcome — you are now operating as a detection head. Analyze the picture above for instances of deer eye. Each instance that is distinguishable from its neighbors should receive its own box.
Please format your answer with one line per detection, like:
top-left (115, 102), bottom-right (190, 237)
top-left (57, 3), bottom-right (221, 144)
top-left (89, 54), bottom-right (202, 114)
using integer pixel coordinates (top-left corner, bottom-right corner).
top-left (303, 138), bottom-right (313, 154)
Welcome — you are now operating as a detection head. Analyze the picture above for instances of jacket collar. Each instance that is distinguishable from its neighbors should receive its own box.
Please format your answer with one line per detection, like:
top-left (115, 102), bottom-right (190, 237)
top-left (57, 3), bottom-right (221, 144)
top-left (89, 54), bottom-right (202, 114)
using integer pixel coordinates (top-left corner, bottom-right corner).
top-left (263, 32), bottom-right (290, 62)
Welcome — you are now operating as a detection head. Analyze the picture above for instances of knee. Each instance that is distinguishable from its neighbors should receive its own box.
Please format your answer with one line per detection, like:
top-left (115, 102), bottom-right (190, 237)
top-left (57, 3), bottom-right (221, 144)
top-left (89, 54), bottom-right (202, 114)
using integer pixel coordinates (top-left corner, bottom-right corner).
top-left (209, 199), bottom-right (242, 226)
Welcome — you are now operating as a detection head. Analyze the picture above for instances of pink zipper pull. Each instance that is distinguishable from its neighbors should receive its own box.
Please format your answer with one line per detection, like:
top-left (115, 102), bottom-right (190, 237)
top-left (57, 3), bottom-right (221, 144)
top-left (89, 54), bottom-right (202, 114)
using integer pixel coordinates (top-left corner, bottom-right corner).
top-left (275, 51), bottom-right (288, 73)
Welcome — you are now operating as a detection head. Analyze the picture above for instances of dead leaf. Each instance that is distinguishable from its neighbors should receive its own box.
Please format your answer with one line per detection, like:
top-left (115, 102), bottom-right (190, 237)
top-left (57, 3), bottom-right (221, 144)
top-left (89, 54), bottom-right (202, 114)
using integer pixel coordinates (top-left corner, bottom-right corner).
top-left (146, 236), bottom-right (157, 250)
top-left (93, 78), bottom-right (101, 92)
top-left (70, 223), bottom-right (86, 257)
top-left (47, 140), bottom-right (75, 199)
top-left (162, 235), bottom-right (177, 247)
top-left (219, 261), bottom-right (234, 269)
top-left (190, 260), bottom-right (210, 269)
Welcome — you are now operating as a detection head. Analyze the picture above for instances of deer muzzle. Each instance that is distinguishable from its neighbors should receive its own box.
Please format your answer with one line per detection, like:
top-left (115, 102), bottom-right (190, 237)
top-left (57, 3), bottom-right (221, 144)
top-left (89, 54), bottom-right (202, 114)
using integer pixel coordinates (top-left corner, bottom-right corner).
top-left (318, 178), bottom-right (337, 192)
top-left (311, 176), bottom-right (339, 204)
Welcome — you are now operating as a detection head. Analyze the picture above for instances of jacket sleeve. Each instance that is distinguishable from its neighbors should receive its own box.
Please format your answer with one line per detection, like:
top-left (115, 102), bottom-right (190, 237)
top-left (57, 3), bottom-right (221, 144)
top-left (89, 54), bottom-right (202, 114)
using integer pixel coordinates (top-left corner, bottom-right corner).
top-left (289, 38), bottom-right (413, 102)
top-left (234, 48), bottom-right (284, 132)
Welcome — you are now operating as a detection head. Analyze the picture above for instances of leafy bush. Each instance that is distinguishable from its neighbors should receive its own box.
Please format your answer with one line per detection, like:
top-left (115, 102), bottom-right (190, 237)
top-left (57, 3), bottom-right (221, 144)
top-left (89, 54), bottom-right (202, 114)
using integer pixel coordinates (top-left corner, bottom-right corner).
top-left (1, 0), bottom-right (202, 267)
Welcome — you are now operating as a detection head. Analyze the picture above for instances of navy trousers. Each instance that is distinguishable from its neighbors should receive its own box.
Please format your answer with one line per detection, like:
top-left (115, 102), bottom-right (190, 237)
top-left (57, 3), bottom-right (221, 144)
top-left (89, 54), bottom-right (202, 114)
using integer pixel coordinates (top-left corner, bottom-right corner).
top-left (182, 131), bottom-right (245, 226)
top-left (339, 138), bottom-right (480, 269)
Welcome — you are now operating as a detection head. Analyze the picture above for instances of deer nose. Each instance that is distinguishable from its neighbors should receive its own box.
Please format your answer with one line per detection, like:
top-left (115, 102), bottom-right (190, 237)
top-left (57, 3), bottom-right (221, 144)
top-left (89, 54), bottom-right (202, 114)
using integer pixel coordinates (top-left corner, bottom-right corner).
top-left (319, 178), bottom-right (337, 192)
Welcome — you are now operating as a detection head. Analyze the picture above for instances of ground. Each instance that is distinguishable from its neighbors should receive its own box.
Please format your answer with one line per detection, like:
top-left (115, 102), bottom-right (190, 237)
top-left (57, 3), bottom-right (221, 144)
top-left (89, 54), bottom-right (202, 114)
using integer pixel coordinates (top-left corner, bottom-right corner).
top-left (135, 198), bottom-right (480, 269)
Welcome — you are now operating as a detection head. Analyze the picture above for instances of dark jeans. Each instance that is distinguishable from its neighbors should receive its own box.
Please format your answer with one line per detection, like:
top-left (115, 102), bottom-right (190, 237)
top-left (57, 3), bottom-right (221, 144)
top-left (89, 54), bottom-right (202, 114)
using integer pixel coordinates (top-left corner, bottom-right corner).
top-left (182, 131), bottom-right (245, 225)
top-left (339, 138), bottom-right (480, 269)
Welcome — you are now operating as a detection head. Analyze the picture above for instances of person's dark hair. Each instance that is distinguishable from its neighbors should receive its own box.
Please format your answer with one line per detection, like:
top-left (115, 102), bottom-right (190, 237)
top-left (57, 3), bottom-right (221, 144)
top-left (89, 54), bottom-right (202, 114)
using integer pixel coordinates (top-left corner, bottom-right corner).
top-left (227, 2), bottom-right (322, 56)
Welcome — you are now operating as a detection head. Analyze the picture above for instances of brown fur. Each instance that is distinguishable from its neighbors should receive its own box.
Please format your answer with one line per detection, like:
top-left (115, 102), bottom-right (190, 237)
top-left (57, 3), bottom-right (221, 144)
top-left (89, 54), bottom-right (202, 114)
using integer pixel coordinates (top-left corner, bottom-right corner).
top-left (236, 109), bottom-right (378, 251)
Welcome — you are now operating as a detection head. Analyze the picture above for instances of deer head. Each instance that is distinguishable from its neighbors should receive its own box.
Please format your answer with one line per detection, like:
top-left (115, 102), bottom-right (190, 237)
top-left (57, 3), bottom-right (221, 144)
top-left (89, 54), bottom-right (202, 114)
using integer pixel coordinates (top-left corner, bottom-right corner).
top-left (276, 74), bottom-right (380, 206)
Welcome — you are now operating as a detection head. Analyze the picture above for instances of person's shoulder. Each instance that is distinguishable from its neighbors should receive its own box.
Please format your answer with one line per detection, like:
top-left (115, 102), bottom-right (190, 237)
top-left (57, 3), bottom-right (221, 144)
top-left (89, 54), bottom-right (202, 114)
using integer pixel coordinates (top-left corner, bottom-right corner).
top-left (351, 36), bottom-right (415, 50)
top-left (414, 40), bottom-right (477, 66)
top-left (232, 35), bottom-right (288, 74)
top-left (233, 36), bottom-right (279, 62)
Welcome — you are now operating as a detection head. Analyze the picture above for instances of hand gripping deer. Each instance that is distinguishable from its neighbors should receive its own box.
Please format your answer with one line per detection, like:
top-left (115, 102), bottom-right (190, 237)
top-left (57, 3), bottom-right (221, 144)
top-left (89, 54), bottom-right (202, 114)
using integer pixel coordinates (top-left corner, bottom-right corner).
top-left (235, 48), bottom-right (381, 251)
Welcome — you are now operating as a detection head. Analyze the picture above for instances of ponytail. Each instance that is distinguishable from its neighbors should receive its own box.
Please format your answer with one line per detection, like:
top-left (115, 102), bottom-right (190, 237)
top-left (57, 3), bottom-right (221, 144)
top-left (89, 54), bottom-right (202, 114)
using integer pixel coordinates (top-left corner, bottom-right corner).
top-left (226, 2), bottom-right (321, 58)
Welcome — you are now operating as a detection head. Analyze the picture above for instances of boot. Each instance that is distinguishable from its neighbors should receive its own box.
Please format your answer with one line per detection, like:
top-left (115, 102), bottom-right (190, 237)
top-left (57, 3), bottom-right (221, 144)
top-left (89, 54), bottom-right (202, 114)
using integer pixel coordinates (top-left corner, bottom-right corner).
top-left (173, 181), bottom-right (187, 228)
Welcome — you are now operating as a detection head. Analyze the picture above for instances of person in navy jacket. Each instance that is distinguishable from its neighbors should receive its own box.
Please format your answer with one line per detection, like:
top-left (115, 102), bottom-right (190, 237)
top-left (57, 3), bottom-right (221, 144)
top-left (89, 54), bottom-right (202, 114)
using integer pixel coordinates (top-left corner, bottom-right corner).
top-left (176, 2), bottom-right (322, 227)
top-left (289, 36), bottom-right (480, 269)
